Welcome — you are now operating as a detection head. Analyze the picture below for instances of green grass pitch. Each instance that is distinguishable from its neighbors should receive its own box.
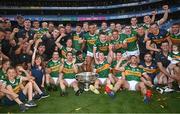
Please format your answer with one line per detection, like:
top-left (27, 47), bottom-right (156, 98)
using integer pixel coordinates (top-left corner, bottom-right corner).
top-left (1, 89), bottom-right (180, 113)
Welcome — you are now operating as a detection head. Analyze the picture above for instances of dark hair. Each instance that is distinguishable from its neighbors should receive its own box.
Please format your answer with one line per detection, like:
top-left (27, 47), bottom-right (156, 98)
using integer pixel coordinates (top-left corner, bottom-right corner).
top-left (24, 19), bottom-right (31, 22)
top-left (7, 66), bottom-right (15, 72)
top-left (150, 22), bottom-right (158, 27)
top-left (66, 51), bottom-right (73, 56)
top-left (33, 20), bottom-right (39, 23)
top-left (66, 23), bottom-right (71, 27)
top-left (131, 17), bottom-right (137, 20)
top-left (2, 59), bottom-right (10, 65)
top-left (99, 32), bottom-right (106, 35)
top-left (0, 28), bottom-right (5, 33)
top-left (76, 51), bottom-right (83, 56)
top-left (130, 55), bottom-right (137, 59)
top-left (112, 29), bottom-right (119, 33)
top-left (76, 23), bottom-right (82, 27)
top-left (161, 41), bottom-right (169, 45)
top-left (172, 23), bottom-right (179, 27)
top-left (4, 28), bottom-right (12, 32)
top-left (144, 52), bottom-right (152, 58)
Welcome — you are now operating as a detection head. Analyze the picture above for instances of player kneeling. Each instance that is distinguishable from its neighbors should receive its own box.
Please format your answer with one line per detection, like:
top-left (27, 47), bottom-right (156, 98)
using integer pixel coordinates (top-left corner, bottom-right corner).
top-left (113, 55), bottom-right (151, 103)
top-left (59, 51), bottom-right (83, 96)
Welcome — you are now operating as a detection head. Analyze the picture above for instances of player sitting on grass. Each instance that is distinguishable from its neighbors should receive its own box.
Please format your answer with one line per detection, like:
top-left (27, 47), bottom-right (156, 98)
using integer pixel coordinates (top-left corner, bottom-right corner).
top-left (112, 55), bottom-right (151, 103)
top-left (59, 51), bottom-right (83, 96)
top-left (46, 51), bottom-right (61, 91)
top-left (4, 67), bottom-right (48, 108)
top-left (139, 53), bottom-right (157, 89)
top-left (0, 75), bottom-right (27, 112)
top-left (111, 52), bottom-right (128, 83)
top-left (89, 52), bottom-right (113, 95)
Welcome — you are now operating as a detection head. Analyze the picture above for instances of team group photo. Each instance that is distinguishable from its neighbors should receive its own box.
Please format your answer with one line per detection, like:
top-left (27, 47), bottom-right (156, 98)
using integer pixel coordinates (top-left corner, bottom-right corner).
top-left (0, 0), bottom-right (179, 113)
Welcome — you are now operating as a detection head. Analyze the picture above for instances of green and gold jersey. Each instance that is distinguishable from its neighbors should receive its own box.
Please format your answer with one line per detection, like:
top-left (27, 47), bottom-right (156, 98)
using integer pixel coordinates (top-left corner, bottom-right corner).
top-left (168, 51), bottom-right (180, 62)
top-left (6, 76), bottom-right (21, 94)
top-left (99, 29), bottom-right (111, 36)
top-left (72, 32), bottom-right (84, 51)
top-left (84, 33), bottom-right (98, 53)
top-left (0, 69), bottom-right (7, 81)
top-left (76, 53), bottom-right (86, 64)
top-left (95, 60), bottom-right (110, 78)
top-left (111, 60), bottom-right (127, 77)
top-left (131, 24), bottom-right (140, 31)
top-left (124, 65), bottom-right (144, 82)
top-left (59, 46), bottom-right (76, 59)
top-left (47, 60), bottom-right (61, 77)
top-left (111, 33), bottom-right (127, 54)
top-left (125, 31), bottom-right (138, 51)
top-left (141, 23), bottom-right (150, 30)
top-left (94, 39), bottom-right (109, 56)
top-left (170, 33), bottom-right (180, 44)
top-left (62, 61), bottom-right (75, 79)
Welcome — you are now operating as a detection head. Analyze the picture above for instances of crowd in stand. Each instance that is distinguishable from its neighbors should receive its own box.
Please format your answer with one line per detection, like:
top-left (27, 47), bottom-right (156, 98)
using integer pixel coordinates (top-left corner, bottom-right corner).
top-left (0, 4), bottom-right (179, 112)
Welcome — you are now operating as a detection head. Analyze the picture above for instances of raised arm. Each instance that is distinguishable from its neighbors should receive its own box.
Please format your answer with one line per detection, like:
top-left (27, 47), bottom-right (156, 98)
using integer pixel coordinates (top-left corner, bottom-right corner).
top-left (146, 40), bottom-right (160, 52)
top-left (158, 5), bottom-right (169, 25)
top-left (10, 28), bottom-right (19, 41)
top-left (26, 40), bottom-right (34, 56)
top-left (115, 58), bottom-right (125, 71)
top-left (31, 39), bottom-right (42, 66)
top-left (55, 34), bottom-right (66, 49)
top-left (151, 10), bottom-right (157, 23)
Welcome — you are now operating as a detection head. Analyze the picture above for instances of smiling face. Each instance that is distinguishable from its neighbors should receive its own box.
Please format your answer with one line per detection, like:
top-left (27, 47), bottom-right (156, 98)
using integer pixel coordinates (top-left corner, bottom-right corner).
top-left (131, 17), bottom-right (137, 26)
top-left (24, 20), bottom-right (31, 29)
top-left (2, 61), bottom-right (10, 71)
top-left (171, 24), bottom-right (179, 34)
top-left (52, 52), bottom-right (59, 61)
top-left (116, 52), bottom-right (122, 60)
top-left (67, 52), bottom-right (73, 62)
top-left (66, 39), bottom-right (72, 47)
top-left (7, 68), bottom-right (17, 80)
top-left (144, 16), bottom-right (151, 24)
top-left (98, 52), bottom-right (105, 62)
top-left (101, 22), bottom-right (107, 30)
top-left (125, 26), bottom-right (131, 34)
top-left (150, 23), bottom-right (159, 34)
top-left (130, 56), bottom-right (138, 65)
top-left (137, 27), bottom-right (145, 36)
top-left (112, 31), bottom-right (118, 40)
top-left (35, 56), bottom-right (42, 66)
top-left (52, 29), bottom-right (60, 38)
top-left (161, 42), bottom-right (169, 52)
top-left (89, 24), bottom-right (95, 35)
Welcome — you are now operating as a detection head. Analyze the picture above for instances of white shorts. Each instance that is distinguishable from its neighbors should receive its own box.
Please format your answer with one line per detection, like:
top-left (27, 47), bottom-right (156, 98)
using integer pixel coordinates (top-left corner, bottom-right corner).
top-left (87, 51), bottom-right (93, 57)
top-left (52, 77), bottom-right (59, 84)
top-left (118, 76), bottom-right (122, 79)
top-left (98, 78), bottom-right (107, 85)
top-left (128, 80), bottom-right (139, 91)
top-left (127, 50), bottom-right (140, 57)
top-left (153, 76), bottom-right (158, 85)
top-left (65, 79), bottom-right (76, 86)
top-left (171, 60), bottom-right (179, 64)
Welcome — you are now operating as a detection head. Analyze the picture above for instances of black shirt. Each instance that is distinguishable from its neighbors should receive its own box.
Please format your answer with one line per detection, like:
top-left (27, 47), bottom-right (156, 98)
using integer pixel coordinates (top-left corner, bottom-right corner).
top-left (16, 28), bottom-right (35, 41)
top-left (137, 34), bottom-right (148, 54)
top-left (155, 52), bottom-right (171, 68)
top-left (42, 36), bottom-right (56, 60)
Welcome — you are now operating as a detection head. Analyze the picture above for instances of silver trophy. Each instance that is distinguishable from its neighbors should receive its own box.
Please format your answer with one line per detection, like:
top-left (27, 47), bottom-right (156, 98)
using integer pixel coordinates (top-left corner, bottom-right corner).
top-left (75, 72), bottom-right (99, 91)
